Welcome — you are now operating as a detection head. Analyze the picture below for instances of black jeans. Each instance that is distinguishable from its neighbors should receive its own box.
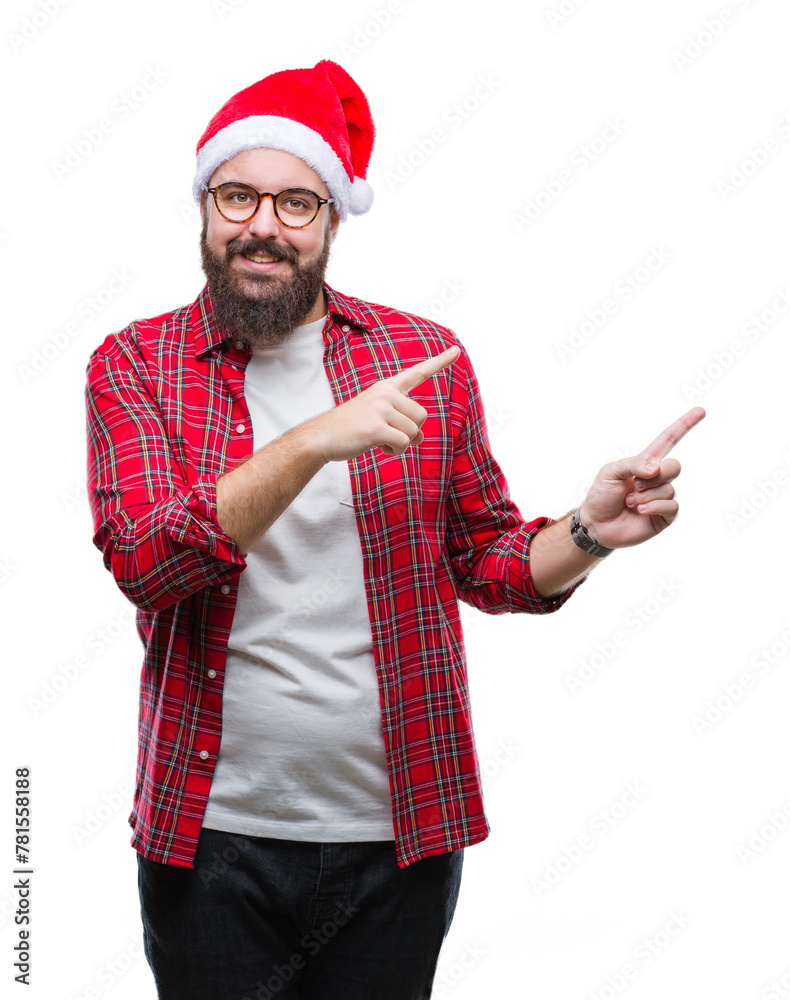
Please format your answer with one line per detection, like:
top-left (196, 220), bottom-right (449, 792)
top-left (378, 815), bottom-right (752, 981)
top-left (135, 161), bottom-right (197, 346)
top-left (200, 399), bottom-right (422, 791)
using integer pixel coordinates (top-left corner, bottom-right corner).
top-left (137, 827), bottom-right (464, 1000)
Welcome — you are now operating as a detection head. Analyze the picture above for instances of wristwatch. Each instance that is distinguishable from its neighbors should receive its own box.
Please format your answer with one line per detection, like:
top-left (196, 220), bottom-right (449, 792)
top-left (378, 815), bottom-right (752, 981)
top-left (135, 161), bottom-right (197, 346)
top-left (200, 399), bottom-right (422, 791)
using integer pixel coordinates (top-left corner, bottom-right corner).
top-left (570, 507), bottom-right (614, 558)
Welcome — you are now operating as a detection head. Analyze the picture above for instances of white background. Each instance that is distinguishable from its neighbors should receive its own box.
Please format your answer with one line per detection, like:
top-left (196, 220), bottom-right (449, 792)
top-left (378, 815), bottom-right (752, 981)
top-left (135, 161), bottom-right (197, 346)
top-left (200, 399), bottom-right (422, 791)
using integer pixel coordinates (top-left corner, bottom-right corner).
top-left (3, 0), bottom-right (790, 997)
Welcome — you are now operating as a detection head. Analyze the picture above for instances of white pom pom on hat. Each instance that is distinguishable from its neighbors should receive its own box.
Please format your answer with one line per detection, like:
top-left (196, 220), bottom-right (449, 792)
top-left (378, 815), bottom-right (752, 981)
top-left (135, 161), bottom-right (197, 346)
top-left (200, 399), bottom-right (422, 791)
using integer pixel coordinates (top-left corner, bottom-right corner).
top-left (348, 176), bottom-right (374, 215)
top-left (193, 59), bottom-right (375, 222)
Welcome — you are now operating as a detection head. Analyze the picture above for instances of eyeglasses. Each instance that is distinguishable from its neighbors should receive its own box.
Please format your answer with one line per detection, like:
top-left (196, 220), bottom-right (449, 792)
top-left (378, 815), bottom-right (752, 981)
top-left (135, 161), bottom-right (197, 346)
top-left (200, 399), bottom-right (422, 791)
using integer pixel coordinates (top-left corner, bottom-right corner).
top-left (206, 183), bottom-right (334, 228)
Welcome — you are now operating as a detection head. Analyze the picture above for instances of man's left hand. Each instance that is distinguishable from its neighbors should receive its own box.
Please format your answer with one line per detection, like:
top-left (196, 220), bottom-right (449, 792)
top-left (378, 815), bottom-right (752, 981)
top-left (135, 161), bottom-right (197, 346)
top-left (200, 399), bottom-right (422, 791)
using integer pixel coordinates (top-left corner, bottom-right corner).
top-left (579, 406), bottom-right (706, 549)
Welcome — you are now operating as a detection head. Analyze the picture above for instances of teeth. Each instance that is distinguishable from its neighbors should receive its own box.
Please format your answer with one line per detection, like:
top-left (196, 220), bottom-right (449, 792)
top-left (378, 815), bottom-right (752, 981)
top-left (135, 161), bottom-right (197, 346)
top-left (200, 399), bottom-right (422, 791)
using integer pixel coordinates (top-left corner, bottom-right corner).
top-left (244, 253), bottom-right (279, 263)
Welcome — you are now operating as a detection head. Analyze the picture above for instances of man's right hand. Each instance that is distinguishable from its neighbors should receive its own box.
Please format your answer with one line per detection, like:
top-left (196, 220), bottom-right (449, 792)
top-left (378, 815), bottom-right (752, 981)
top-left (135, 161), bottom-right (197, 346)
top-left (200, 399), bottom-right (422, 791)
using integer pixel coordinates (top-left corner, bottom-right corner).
top-left (309, 344), bottom-right (461, 463)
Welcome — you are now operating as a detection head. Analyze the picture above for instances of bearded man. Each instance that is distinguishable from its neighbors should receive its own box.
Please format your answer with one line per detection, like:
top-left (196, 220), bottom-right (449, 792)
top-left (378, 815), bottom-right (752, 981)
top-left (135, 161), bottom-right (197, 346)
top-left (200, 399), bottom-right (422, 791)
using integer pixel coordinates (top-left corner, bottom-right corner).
top-left (84, 59), bottom-right (704, 1000)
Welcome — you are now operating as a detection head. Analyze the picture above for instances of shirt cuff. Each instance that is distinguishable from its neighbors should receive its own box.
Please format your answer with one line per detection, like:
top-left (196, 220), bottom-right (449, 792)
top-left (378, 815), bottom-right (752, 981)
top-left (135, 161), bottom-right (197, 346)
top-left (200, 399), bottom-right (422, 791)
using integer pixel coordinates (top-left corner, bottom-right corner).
top-left (168, 476), bottom-right (246, 568)
top-left (513, 516), bottom-right (586, 613)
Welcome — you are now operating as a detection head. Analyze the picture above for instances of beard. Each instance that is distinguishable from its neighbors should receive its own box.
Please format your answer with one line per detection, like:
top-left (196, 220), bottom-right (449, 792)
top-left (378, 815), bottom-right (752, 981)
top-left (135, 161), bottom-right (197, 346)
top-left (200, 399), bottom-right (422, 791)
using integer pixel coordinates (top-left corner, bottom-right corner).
top-left (200, 214), bottom-right (332, 347)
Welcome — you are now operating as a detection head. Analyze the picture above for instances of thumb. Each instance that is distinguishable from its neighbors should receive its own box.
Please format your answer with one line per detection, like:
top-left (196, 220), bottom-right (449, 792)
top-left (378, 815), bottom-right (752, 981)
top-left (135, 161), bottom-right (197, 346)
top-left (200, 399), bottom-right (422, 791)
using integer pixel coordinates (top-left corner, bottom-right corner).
top-left (606, 455), bottom-right (659, 482)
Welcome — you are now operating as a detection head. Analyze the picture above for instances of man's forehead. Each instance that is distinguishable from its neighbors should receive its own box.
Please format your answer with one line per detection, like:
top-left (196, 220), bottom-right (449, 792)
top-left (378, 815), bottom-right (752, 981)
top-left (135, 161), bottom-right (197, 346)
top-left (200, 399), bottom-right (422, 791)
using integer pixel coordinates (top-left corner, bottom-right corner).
top-left (209, 147), bottom-right (329, 194)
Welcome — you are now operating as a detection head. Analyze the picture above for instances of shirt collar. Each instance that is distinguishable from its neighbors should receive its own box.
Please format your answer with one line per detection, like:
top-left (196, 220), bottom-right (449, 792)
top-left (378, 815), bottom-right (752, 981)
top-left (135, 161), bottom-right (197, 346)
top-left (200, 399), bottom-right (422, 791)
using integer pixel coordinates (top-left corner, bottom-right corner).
top-left (323, 283), bottom-right (374, 333)
top-left (190, 282), bottom-right (372, 360)
top-left (190, 285), bottom-right (226, 359)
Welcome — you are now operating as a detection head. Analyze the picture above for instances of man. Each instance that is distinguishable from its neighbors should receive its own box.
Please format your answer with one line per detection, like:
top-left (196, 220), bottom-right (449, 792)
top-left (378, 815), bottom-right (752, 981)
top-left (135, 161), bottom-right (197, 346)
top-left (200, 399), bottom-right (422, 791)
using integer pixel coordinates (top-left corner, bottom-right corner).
top-left (84, 60), bottom-right (704, 1000)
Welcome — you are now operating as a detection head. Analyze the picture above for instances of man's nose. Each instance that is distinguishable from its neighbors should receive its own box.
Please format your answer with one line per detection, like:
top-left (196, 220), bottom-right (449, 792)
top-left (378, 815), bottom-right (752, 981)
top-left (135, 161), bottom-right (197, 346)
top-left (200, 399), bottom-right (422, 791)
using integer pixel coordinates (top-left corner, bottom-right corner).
top-left (246, 194), bottom-right (281, 239)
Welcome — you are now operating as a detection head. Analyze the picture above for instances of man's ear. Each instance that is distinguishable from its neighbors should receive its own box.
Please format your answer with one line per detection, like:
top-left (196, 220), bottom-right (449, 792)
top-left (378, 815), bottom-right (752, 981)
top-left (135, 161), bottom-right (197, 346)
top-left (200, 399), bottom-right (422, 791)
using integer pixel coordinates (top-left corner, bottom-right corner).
top-left (329, 207), bottom-right (340, 242)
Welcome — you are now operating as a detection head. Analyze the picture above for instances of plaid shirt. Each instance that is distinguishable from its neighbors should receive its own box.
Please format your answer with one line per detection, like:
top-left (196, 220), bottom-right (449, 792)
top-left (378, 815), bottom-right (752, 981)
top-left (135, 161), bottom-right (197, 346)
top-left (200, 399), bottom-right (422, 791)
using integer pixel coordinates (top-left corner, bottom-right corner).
top-left (84, 283), bottom-right (580, 870)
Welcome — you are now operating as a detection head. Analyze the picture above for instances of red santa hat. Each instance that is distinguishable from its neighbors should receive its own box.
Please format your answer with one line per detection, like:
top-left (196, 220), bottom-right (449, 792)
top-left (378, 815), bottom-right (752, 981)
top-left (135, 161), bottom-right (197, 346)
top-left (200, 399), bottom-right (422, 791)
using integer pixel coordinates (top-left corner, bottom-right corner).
top-left (193, 59), bottom-right (375, 222)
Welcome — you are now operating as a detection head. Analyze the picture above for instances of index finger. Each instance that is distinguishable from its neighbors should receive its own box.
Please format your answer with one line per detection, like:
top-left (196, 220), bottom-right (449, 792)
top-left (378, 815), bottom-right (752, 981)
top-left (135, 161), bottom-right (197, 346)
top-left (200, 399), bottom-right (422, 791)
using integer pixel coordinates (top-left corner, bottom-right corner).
top-left (389, 344), bottom-right (461, 394)
top-left (640, 406), bottom-right (706, 468)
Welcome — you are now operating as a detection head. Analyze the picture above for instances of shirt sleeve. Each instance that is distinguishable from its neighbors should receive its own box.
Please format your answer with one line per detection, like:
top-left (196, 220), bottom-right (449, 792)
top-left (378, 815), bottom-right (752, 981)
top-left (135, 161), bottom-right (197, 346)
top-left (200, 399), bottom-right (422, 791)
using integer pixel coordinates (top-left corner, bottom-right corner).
top-left (444, 343), bottom-right (583, 615)
top-left (84, 346), bottom-right (247, 611)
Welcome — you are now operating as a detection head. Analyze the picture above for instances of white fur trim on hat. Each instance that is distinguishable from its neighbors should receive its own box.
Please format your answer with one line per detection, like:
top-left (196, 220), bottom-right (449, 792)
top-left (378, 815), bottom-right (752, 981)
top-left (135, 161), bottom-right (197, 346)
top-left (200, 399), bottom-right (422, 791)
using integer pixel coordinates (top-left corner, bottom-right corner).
top-left (193, 115), bottom-right (353, 220)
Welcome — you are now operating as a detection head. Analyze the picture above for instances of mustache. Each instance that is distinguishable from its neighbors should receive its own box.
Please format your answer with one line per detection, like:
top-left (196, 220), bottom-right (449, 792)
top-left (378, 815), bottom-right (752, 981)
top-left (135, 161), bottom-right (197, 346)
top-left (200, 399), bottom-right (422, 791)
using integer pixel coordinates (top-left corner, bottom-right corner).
top-left (225, 238), bottom-right (299, 265)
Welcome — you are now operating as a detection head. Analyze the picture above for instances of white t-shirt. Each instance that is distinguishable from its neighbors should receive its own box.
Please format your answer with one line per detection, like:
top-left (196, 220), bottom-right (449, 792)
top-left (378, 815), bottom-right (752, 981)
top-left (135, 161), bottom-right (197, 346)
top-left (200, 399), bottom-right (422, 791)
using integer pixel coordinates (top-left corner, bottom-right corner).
top-left (201, 314), bottom-right (395, 841)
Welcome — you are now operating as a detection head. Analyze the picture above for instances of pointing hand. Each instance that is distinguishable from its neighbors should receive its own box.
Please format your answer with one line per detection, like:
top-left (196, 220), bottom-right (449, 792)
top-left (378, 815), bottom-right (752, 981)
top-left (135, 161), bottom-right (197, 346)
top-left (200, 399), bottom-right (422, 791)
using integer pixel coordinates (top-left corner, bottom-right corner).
top-left (579, 407), bottom-right (707, 548)
top-left (310, 345), bottom-right (461, 463)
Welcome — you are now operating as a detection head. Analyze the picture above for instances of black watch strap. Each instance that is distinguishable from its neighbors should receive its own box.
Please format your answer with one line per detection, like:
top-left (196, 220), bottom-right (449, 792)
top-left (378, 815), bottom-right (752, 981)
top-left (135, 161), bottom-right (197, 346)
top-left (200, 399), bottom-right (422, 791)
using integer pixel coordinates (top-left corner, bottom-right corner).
top-left (569, 507), bottom-right (614, 558)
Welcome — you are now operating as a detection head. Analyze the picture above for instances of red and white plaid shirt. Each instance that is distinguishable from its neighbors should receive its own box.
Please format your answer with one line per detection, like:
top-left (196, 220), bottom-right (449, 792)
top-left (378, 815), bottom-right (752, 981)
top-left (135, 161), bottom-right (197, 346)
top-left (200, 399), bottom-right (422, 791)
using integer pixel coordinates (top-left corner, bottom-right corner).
top-left (84, 283), bottom-right (580, 869)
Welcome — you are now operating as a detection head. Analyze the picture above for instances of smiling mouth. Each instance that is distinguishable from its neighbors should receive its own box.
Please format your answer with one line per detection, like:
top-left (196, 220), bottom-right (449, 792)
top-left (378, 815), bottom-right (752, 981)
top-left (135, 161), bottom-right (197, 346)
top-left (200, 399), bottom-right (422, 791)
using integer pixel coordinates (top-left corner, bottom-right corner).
top-left (242, 252), bottom-right (283, 264)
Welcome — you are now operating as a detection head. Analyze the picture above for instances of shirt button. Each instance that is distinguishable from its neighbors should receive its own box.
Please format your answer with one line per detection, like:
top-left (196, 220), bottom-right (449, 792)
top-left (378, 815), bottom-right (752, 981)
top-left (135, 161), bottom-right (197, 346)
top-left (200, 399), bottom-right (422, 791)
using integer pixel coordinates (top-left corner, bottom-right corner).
top-left (220, 585), bottom-right (230, 595)
top-left (236, 423), bottom-right (246, 433)
top-left (199, 750), bottom-right (209, 760)
top-left (235, 340), bottom-right (245, 350)
top-left (341, 325), bottom-right (350, 333)
top-left (207, 669), bottom-right (217, 679)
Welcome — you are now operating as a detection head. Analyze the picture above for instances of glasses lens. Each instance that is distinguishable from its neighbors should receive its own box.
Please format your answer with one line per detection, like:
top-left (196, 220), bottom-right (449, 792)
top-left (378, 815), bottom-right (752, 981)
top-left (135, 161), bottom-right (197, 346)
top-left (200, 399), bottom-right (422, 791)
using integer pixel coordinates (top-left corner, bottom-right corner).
top-left (215, 183), bottom-right (258, 221)
top-left (275, 190), bottom-right (320, 227)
